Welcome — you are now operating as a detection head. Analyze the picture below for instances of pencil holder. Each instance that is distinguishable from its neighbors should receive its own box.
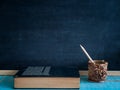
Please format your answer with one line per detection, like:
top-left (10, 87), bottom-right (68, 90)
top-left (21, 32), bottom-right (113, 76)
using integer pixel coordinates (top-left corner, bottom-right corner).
top-left (88, 60), bottom-right (108, 82)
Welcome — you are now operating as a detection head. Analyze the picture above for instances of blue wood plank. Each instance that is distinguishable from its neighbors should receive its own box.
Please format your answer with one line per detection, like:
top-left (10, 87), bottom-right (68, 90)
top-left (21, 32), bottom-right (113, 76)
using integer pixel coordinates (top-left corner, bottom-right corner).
top-left (80, 76), bottom-right (120, 90)
top-left (0, 76), bottom-right (120, 90)
top-left (0, 76), bottom-right (13, 90)
top-left (0, 76), bottom-right (78, 90)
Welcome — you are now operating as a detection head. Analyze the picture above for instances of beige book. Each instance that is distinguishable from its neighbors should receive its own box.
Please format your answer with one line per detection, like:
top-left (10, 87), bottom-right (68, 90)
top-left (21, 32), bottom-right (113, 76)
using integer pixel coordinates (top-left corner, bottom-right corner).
top-left (14, 77), bottom-right (80, 88)
top-left (14, 66), bottom-right (80, 88)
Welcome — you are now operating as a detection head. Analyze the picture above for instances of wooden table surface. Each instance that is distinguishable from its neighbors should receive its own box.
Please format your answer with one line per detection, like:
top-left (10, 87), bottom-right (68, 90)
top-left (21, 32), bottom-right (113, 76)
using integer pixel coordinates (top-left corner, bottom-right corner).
top-left (0, 75), bottom-right (120, 90)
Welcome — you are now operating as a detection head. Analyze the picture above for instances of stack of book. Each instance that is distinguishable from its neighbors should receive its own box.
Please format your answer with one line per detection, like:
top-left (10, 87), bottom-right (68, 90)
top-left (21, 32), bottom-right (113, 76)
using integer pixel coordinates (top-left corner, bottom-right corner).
top-left (14, 66), bottom-right (80, 88)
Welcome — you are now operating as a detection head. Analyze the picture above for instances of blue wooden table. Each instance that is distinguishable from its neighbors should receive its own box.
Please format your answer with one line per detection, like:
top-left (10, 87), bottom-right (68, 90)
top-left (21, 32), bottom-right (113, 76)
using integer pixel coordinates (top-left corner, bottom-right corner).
top-left (0, 76), bottom-right (120, 90)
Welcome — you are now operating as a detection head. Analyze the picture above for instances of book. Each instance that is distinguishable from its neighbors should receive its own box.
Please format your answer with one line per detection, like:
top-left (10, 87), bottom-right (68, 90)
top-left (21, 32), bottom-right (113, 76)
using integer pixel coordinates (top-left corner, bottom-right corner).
top-left (14, 66), bottom-right (80, 88)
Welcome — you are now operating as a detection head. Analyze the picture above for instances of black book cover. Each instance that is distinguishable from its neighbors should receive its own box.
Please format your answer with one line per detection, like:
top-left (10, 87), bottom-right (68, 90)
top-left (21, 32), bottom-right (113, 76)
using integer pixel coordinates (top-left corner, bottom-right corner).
top-left (15, 66), bottom-right (80, 78)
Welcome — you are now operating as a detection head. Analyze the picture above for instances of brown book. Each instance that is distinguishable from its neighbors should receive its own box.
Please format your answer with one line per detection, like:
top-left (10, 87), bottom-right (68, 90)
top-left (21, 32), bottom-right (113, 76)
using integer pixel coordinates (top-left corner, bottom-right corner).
top-left (14, 66), bottom-right (80, 88)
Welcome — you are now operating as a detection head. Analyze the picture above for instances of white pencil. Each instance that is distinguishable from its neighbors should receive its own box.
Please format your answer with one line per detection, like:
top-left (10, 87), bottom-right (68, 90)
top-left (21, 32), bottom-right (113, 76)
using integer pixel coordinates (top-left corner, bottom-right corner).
top-left (80, 44), bottom-right (95, 63)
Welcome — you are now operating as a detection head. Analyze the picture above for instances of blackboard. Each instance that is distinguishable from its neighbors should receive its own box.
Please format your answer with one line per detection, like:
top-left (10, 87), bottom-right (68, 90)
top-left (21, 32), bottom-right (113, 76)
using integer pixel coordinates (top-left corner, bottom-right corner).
top-left (0, 0), bottom-right (120, 70)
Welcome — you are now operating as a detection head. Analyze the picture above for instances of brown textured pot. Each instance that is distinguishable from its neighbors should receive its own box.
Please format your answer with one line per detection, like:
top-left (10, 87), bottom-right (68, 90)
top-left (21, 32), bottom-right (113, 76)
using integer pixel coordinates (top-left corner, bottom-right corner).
top-left (88, 60), bottom-right (108, 82)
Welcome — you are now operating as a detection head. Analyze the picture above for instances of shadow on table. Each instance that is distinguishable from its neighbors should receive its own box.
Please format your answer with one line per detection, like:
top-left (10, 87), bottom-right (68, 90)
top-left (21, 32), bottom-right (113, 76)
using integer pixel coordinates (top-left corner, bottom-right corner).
top-left (80, 76), bottom-right (89, 83)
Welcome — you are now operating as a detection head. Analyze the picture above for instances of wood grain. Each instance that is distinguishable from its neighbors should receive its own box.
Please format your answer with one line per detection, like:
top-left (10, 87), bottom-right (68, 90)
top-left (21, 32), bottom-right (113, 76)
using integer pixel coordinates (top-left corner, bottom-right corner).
top-left (79, 71), bottom-right (120, 76)
top-left (0, 70), bottom-right (18, 75)
top-left (0, 70), bottom-right (120, 76)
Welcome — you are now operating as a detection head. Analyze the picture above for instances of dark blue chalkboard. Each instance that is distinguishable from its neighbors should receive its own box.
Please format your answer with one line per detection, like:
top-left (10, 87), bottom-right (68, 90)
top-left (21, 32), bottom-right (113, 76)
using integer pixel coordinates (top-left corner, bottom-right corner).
top-left (0, 0), bottom-right (120, 70)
